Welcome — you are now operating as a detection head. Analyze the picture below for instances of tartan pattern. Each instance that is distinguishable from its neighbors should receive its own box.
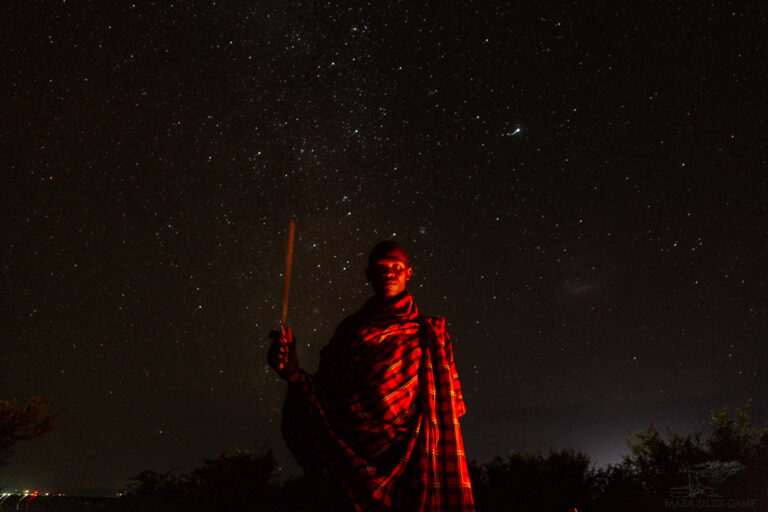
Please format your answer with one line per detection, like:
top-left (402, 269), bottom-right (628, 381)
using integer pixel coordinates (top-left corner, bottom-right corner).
top-left (282, 293), bottom-right (475, 511)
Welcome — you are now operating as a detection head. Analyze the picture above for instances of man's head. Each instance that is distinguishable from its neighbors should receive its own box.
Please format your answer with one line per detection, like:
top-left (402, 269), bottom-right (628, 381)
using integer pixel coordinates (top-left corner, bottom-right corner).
top-left (365, 241), bottom-right (413, 298)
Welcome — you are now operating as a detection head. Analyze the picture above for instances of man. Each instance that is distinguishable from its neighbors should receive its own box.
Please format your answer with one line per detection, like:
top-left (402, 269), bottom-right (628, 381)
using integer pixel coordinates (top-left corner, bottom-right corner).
top-left (268, 241), bottom-right (475, 511)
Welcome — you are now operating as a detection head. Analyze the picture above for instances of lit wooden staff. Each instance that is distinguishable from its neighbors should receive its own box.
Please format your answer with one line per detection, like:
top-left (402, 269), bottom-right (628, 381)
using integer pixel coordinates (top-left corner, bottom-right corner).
top-left (269, 220), bottom-right (297, 375)
top-left (281, 218), bottom-right (295, 327)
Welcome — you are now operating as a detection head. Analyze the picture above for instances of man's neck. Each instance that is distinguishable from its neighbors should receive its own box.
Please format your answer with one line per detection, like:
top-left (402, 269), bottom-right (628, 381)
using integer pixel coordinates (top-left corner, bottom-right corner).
top-left (366, 290), bottom-right (409, 313)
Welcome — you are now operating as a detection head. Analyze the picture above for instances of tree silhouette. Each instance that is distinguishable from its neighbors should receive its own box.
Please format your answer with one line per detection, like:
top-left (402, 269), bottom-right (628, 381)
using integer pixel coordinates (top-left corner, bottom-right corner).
top-left (0, 397), bottom-right (55, 466)
top-left (592, 401), bottom-right (768, 510)
top-left (125, 469), bottom-right (183, 512)
top-left (124, 450), bottom-right (278, 512)
top-left (470, 449), bottom-right (596, 512)
top-left (180, 449), bottom-right (277, 512)
top-left (707, 400), bottom-right (765, 462)
top-left (704, 401), bottom-right (768, 505)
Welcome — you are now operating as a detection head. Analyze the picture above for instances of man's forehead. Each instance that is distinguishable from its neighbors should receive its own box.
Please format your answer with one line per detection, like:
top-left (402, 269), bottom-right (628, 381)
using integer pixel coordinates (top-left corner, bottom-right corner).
top-left (368, 241), bottom-right (409, 267)
top-left (371, 250), bottom-right (408, 266)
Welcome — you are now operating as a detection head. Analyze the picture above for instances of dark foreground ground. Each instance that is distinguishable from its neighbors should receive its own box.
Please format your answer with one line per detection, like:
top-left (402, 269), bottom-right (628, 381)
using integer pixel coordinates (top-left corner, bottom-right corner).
top-left (1, 496), bottom-right (117, 512)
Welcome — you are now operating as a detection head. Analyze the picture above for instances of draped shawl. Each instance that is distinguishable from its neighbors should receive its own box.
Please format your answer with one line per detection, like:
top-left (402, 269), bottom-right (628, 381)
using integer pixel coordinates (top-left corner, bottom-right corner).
top-left (282, 292), bottom-right (475, 512)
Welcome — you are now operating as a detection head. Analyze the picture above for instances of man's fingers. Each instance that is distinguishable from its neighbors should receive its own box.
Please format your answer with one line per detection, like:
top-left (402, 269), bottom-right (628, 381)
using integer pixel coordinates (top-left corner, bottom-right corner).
top-left (267, 326), bottom-right (298, 379)
top-left (276, 325), bottom-right (294, 343)
top-left (270, 327), bottom-right (293, 343)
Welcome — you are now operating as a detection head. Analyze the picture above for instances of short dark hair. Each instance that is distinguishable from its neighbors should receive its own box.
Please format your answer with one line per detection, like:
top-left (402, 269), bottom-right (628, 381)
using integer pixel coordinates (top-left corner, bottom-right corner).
top-left (368, 240), bottom-right (409, 267)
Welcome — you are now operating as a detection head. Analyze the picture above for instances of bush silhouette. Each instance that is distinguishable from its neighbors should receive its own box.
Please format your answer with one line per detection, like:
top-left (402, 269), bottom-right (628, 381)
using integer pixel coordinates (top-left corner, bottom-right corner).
top-left (0, 397), bottom-right (55, 466)
top-left (118, 402), bottom-right (766, 512)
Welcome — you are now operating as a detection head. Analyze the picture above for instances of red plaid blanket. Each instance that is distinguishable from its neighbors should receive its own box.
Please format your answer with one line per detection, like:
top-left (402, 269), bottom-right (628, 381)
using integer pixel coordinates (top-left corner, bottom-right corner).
top-left (282, 292), bottom-right (475, 511)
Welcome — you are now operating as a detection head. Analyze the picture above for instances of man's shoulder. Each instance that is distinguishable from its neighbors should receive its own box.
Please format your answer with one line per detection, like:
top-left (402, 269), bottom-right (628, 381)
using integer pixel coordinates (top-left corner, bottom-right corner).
top-left (333, 309), bottom-right (365, 336)
top-left (339, 308), bottom-right (365, 326)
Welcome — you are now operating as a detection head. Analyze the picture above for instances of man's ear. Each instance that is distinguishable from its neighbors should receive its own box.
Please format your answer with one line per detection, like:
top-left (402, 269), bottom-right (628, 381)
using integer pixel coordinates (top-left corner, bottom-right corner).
top-left (405, 267), bottom-right (413, 281)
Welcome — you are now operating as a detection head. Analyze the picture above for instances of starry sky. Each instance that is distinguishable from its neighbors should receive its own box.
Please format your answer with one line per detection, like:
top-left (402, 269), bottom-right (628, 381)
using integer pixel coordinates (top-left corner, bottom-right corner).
top-left (2, 1), bottom-right (767, 493)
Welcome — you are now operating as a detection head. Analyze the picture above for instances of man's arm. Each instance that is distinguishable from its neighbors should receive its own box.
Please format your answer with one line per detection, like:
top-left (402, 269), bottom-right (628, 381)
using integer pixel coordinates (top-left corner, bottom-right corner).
top-left (427, 316), bottom-right (467, 417)
top-left (443, 327), bottom-right (467, 417)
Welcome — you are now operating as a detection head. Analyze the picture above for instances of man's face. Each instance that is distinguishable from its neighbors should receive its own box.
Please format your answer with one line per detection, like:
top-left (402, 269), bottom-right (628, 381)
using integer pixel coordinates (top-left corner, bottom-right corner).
top-left (366, 249), bottom-right (413, 298)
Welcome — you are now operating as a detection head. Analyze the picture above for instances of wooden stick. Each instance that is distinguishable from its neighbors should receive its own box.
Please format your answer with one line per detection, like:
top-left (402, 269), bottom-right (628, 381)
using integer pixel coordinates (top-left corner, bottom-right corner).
top-left (280, 219), bottom-right (295, 327)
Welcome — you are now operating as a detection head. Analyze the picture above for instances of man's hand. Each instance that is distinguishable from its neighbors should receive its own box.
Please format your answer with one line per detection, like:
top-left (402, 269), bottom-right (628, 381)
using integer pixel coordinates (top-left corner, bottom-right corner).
top-left (268, 325), bottom-right (299, 381)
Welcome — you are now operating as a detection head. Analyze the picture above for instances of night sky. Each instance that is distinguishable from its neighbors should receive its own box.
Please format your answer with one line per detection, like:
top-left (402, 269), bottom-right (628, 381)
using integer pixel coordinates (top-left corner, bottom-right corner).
top-left (3, 1), bottom-right (767, 493)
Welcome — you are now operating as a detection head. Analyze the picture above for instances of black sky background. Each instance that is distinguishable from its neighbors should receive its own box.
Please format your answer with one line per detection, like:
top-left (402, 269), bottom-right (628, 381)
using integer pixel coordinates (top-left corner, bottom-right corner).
top-left (2, 1), bottom-right (767, 492)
